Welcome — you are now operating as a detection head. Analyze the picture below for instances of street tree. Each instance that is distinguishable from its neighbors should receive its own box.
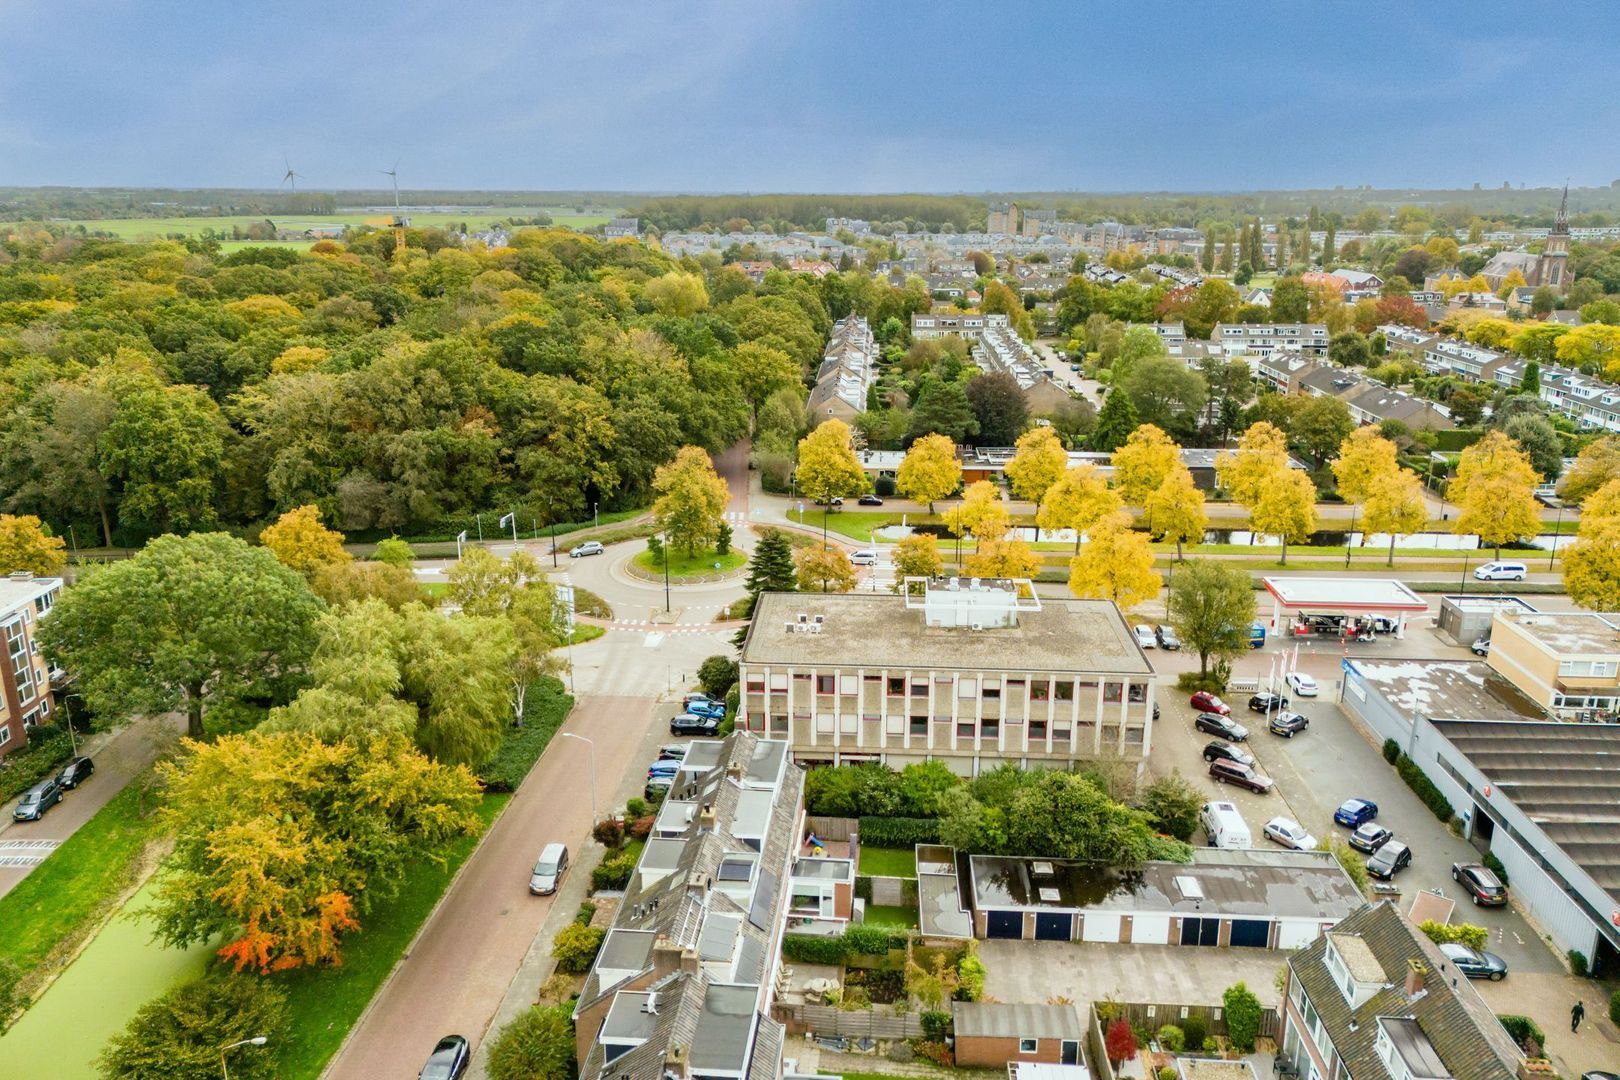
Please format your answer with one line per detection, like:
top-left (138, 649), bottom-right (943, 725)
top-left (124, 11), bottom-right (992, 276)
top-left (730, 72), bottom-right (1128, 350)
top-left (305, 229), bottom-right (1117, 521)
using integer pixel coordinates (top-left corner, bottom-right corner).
top-left (374, 536), bottom-right (415, 567)
top-left (39, 532), bottom-right (323, 738)
top-left (1037, 463), bottom-right (1122, 554)
top-left (487, 1003), bottom-right (578, 1080)
top-left (1112, 424), bottom-right (1181, 506)
top-left (891, 533), bottom-right (943, 589)
top-left (97, 976), bottom-right (291, 1080)
top-left (0, 513), bottom-right (67, 576)
top-left (396, 604), bottom-right (517, 766)
top-left (896, 433), bottom-right (962, 511)
top-left (1216, 421), bottom-right (1290, 507)
top-left (653, 445), bottom-right (730, 556)
top-left (1331, 427), bottom-right (1401, 504)
top-left (1362, 469), bottom-right (1428, 566)
top-left (1450, 430), bottom-right (1542, 558)
top-left (260, 504), bottom-right (351, 580)
top-left (794, 545), bottom-right (856, 593)
top-left (943, 480), bottom-right (1011, 544)
top-left (1004, 426), bottom-right (1068, 508)
top-left (964, 537), bottom-right (1042, 579)
top-left (447, 549), bottom-right (566, 726)
top-left (1144, 466), bottom-right (1208, 560)
top-left (1067, 512), bottom-right (1159, 611)
top-left (1166, 559), bottom-right (1257, 677)
top-left (742, 529), bottom-right (797, 615)
top-left (1089, 389), bottom-right (1139, 452)
top-left (1558, 436), bottom-right (1620, 505)
top-left (1251, 468), bottom-right (1319, 564)
top-left (1563, 486), bottom-right (1620, 610)
top-left (796, 419), bottom-right (867, 540)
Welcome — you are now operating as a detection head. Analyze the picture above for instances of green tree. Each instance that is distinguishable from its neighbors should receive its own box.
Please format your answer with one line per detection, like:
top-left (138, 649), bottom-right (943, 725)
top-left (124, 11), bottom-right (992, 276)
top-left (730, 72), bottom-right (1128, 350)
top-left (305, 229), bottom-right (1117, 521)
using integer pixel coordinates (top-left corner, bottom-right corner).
top-left (1502, 413), bottom-right (1563, 482)
top-left (374, 536), bottom-right (415, 567)
top-left (1166, 559), bottom-right (1257, 677)
top-left (553, 922), bottom-right (607, 973)
top-left (965, 371), bottom-right (1030, 446)
top-left (99, 370), bottom-right (227, 536)
top-left (447, 549), bottom-right (565, 726)
top-left (907, 382), bottom-right (979, 443)
top-left (698, 655), bottom-right (739, 698)
top-left (896, 433), bottom-right (963, 512)
top-left (654, 445), bottom-right (730, 556)
top-left (1520, 361), bottom-right (1542, 394)
top-left (1182, 279), bottom-right (1240, 339)
top-left (1139, 772), bottom-right (1203, 842)
top-left (1328, 330), bottom-right (1371, 367)
top-left (396, 604), bottom-right (517, 766)
top-left (1270, 276), bottom-right (1311, 321)
top-left (1121, 356), bottom-right (1207, 435)
top-left (742, 529), bottom-right (797, 615)
top-left (40, 533), bottom-right (323, 738)
top-left (731, 342), bottom-right (801, 430)
top-left (97, 976), bottom-right (290, 1080)
top-left (1089, 390), bottom-right (1140, 452)
top-left (1222, 983), bottom-right (1263, 1053)
top-left (488, 1004), bottom-right (578, 1080)
top-left (1289, 395), bottom-right (1355, 468)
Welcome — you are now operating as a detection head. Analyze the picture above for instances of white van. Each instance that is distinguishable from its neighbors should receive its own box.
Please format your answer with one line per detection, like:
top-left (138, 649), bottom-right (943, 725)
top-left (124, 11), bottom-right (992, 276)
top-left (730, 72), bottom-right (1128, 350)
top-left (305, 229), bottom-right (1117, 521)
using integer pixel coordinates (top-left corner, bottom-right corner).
top-left (1200, 800), bottom-right (1253, 849)
top-left (1473, 561), bottom-right (1526, 582)
top-left (849, 549), bottom-right (878, 566)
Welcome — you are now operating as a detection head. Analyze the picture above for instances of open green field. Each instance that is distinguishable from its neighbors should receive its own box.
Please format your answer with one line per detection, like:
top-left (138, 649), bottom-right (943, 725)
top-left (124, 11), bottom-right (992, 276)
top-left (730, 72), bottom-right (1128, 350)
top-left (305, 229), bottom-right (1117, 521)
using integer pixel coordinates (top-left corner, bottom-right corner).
top-left (4, 206), bottom-right (620, 240)
top-left (857, 846), bottom-right (917, 878)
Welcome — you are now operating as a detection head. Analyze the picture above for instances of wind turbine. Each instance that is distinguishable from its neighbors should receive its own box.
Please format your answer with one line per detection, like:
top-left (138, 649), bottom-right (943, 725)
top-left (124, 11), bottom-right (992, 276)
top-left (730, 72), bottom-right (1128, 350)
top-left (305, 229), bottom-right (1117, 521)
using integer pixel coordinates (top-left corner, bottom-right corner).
top-left (379, 160), bottom-right (409, 257)
top-left (281, 155), bottom-right (303, 193)
top-left (379, 159), bottom-right (401, 211)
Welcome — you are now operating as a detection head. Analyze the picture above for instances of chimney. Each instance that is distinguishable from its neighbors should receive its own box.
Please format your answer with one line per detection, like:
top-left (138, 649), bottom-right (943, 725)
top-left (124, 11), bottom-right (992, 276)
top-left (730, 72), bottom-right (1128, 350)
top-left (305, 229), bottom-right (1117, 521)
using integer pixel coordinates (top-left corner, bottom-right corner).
top-left (681, 946), bottom-right (701, 975)
top-left (665, 1044), bottom-right (689, 1080)
top-left (652, 938), bottom-right (683, 978)
top-left (1404, 958), bottom-right (1428, 998)
top-left (698, 803), bottom-right (717, 832)
top-left (725, 761), bottom-right (745, 781)
top-left (686, 869), bottom-right (709, 895)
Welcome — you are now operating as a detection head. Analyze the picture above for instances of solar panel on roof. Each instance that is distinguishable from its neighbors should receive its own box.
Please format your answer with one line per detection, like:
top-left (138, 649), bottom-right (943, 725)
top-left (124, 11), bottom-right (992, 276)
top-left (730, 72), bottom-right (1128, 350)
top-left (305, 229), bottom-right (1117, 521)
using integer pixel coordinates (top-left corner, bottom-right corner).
top-left (748, 869), bottom-right (777, 931)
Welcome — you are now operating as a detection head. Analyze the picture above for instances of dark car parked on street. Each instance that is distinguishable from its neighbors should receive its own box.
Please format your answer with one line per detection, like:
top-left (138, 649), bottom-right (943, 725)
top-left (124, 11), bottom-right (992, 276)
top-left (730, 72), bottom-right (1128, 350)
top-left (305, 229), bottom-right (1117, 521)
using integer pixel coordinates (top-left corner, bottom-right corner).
top-left (669, 712), bottom-right (720, 736)
top-left (1348, 822), bottom-right (1393, 853)
top-left (58, 756), bottom-right (95, 790)
top-left (858, 494), bottom-right (884, 506)
top-left (1268, 711), bottom-right (1309, 738)
top-left (1452, 862), bottom-right (1508, 906)
top-left (418, 1034), bottom-right (470, 1080)
top-left (1202, 740), bottom-right (1256, 768)
top-left (1248, 692), bottom-right (1289, 714)
top-left (1366, 839), bottom-right (1412, 879)
top-left (12, 777), bottom-right (62, 822)
top-left (1208, 759), bottom-right (1274, 793)
top-left (1194, 713), bottom-right (1249, 741)
top-left (1334, 798), bottom-right (1379, 828)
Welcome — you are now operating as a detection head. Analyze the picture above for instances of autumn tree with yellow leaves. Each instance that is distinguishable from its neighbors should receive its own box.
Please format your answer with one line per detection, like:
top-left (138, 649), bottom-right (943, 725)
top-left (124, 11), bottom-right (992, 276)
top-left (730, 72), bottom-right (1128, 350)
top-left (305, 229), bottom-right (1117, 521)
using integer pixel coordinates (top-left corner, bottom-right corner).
top-left (1004, 426), bottom-right (1068, 509)
top-left (1111, 424), bottom-right (1181, 507)
top-left (0, 513), bottom-right (67, 576)
top-left (1037, 463), bottom-right (1122, 554)
top-left (260, 504), bottom-right (351, 580)
top-left (794, 545), bottom-right (857, 593)
top-left (896, 433), bottom-right (962, 512)
top-left (1564, 479), bottom-right (1620, 610)
top-left (1449, 431), bottom-right (1541, 559)
top-left (1144, 466), bottom-right (1208, 561)
top-left (1251, 469), bottom-right (1319, 565)
top-left (1067, 512), bottom-right (1160, 611)
top-left (654, 445), bottom-right (731, 556)
top-left (796, 419), bottom-right (868, 543)
top-left (1363, 470), bottom-right (1428, 566)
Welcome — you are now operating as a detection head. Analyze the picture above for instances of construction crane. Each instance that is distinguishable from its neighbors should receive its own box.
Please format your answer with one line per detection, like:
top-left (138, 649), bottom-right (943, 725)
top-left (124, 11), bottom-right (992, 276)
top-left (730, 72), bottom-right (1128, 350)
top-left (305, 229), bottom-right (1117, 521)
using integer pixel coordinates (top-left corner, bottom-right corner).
top-left (379, 160), bottom-right (408, 258)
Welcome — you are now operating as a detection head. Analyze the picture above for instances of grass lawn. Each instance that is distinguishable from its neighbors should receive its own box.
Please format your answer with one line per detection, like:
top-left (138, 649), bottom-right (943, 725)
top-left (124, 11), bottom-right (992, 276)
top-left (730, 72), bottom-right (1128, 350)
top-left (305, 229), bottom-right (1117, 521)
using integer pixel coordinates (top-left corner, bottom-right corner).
top-left (806, 510), bottom-right (948, 543)
top-left (857, 846), bottom-right (918, 878)
top-left (420, 581), bottom-right (449, 600)
top-left (0, 779), bottom-right (162, 984)
top-left (861, 904), bottom-right (919, 931)
top-left (633, 547), bottom-right (746, 578)
top-left (570, 586), bottom-right (613, 619)
top-left (270, 792), bottom-right (511, 1080)
top-left (569, 624), bottom-right (605, 645)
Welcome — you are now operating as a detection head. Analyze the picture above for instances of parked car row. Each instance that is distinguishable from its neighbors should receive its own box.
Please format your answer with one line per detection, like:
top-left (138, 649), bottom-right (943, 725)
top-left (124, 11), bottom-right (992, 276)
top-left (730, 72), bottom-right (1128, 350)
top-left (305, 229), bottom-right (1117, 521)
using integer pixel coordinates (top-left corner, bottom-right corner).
top-left (1133, 624), bottom-right (1181, 650)
top-left (10, 756), bottom-right (94, 823)
top-left (671, 692), bottom-right (726, 736)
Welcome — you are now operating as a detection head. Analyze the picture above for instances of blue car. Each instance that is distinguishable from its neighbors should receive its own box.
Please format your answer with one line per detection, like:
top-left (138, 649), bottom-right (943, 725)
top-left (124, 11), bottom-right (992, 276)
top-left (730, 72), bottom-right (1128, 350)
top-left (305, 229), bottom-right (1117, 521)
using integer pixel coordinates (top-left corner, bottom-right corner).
top-left (687, 700), bottom-right (726, 720)
top-left (1334, 798), bottom-right (1379, 828)
top-left (647, 759), bottom-right (680, 779)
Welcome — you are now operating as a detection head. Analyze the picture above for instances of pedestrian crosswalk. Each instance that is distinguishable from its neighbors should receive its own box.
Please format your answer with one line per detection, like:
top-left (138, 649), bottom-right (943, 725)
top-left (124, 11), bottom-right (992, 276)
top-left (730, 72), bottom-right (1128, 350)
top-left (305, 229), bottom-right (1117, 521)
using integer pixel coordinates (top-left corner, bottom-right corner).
top-left (724, 511), bottom-right (746, 523)
top-left (0, 838), bottom-right (60, 868)
top-left (604, 620), bottom-right (726, 635)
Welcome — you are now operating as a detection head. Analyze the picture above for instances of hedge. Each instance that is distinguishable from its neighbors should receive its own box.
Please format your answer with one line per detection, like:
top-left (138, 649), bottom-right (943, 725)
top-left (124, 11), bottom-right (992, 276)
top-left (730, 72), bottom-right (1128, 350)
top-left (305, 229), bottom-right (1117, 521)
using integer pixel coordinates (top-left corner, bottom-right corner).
top-left (1610, 989), bottom-right (1620, 1026)
top-left (1498, 1014), bottom-right (1546, 1055)
top-left (1431, 429), bottom-right (1485, 453)
top-left (1483, 851), bottom-right (1510, 886)
top-left (781, 925), bottom-right (909, 965)
top-left (477, 678), bottom-right (574, 793)
top-left (858, 816), bottom-right (941, 847)
top-left (0, 727), bottom-right (74, 803)
top-left (1382, 738), bottom-right (1400, 765)
top-left (1395, 753), bottom-right (1454, 824)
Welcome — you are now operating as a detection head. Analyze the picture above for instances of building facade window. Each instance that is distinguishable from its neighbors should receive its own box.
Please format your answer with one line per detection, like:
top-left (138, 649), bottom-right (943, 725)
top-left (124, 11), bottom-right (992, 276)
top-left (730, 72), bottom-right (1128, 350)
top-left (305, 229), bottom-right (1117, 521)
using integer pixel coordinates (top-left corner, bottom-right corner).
top-left (1019, 1039), bottom-right (1038, 1054)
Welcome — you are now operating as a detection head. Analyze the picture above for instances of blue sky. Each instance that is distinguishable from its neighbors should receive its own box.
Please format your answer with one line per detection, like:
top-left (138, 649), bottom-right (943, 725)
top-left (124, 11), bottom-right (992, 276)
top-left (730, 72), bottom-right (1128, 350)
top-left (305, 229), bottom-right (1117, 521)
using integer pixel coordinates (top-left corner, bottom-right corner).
top-left (3, 1), bottom-right (1616, 193)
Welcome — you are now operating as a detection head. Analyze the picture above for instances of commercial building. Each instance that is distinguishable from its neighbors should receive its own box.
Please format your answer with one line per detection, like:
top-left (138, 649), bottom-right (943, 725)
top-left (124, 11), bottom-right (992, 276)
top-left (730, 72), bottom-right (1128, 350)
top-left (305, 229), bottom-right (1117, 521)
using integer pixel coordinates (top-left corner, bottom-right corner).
top-left (1280, 902), bottom-right (1522, 1080)
top-left (953, 1002), bottom-right (1085, 1069)
top-left (1260, 577), bottom-right (1429, 640)
top-left (572, 732), bottom-right (803, 1080)
top-left (738, 579), bottom-right (1155, 776)
top-left (0, 574), bottom-right (62, 758)
top-left (911, 311), bottom-right (1008, 341)
top-left (1434, 594), bottom-right (1537, 647)
top-left (806, 316), bottom-right (879, 424)
top-left (1483, 607), bottom-right (1620, 720)
top-left (965, 847), bottom-right (1363, 947)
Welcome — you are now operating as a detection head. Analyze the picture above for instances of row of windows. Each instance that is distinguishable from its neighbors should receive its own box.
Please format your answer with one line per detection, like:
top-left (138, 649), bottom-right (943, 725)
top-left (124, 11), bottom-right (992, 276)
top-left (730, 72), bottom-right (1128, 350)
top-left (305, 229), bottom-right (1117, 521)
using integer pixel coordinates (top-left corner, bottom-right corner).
top-left (1557, 659), bottom-right (1618, 678)
top-left (748, 675), bottom-right (1138, 703)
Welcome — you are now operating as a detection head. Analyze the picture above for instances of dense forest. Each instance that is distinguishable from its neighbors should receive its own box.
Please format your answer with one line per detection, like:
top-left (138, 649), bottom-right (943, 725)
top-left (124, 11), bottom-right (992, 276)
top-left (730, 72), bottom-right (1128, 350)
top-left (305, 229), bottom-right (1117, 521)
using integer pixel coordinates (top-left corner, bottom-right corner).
top-left (0, 225), bottom-right (935, 548)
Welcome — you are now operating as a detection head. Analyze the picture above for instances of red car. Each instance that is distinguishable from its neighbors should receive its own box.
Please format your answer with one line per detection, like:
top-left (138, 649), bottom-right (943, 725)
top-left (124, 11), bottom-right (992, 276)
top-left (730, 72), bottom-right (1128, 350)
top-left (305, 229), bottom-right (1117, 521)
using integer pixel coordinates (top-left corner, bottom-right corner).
top-left (1189, 691), bottom-right (1230, 715)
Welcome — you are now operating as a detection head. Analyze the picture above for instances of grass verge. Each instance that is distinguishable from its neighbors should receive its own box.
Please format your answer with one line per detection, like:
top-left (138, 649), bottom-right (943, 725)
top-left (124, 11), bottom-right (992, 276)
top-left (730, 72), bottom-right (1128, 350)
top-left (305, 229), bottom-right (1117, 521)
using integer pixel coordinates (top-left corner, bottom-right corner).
top-left (862, 904), bottom-right (920, 930)
top-left (570, 586), bottom-right (612, 619)
top-left (270, 792), bottom-right (510, 1080)
top-left (569, 624), bottom-right (605, 645)
top-left (632, 547), bottom-right (746, 578)
top-left (0, 779), bottom-right (163, 992)
top-left (857, 846), bottom-right (918, 878)
top-left (477, 677), bottom-right (574, 793)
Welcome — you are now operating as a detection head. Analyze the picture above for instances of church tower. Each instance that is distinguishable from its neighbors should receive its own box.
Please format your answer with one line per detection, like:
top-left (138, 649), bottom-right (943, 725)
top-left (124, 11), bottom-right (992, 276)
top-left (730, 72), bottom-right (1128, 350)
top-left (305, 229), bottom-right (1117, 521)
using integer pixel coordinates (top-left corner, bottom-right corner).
top-left (1536, 184), bottom-right (1570, 288)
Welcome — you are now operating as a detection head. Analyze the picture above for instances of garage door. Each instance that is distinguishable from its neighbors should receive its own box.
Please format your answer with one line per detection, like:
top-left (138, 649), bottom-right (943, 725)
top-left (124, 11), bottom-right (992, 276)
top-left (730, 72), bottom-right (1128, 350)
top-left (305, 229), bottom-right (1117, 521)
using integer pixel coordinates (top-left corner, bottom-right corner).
top-left (1035, 913), bottom-right (1072, 941)
top-left (1229, 919), bottom-right (1270, 948)
top-left (1082, 913), bottom-right (1122, 942)
top-left (986, 911), bottom-right (1024, 939)
top-left (1275, 920), bottom-right (1320, 950)
top-left (1132, 915), bottom-right (1171, 945)
top-left (1180, 917), bottom-right (1220, 946)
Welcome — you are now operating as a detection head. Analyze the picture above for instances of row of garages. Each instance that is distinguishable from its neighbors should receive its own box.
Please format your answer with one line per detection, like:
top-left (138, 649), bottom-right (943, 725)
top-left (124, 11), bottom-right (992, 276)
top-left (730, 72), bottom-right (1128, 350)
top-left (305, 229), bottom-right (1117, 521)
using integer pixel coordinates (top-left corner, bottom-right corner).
top-left (977, 908), bottom-right (1319, 950)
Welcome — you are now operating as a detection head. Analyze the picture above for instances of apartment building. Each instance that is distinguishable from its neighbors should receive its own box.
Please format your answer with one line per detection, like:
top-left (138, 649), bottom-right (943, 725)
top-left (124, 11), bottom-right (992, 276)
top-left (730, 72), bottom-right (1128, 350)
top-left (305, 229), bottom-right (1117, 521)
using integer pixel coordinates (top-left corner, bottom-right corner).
top-left (1540, 365), bottom-right (1620, 433)
top-left (1146, 322), bottom-right (1188, 355)
top-left (973, 323), bottom-right (1071, 412)
top-left (1214, 322), bottom-right (1329, 362)
top-left (807, 316), bottom-right (879, 424)
top-left (1280, 903), bottom-right (1521, 1080)
top-left (911, 311), bottom-right (1008, 341)
top-left (988, 202), bottom-right (1020, 236)
top-left (602, 217), bottom-right (640, 239)
top-left (1375, 324), bottom-right (1440, 356)
top-left (738, 579), bottom-right (1156, 777)
top-left (0, 574), bottom-right (62, 758)
top-left (1485, 607), bottom-right (1620, 719)
top-left (1421, 339), bottom-right (1510, 382)
top-left (572, 732), bottom-right (803, 1080)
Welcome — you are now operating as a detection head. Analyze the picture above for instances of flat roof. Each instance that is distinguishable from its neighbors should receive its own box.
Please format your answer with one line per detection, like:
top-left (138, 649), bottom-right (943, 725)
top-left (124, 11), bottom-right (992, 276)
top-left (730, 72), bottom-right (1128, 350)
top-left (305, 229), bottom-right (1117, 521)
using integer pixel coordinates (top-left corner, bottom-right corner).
top-left (1499, 611), bottom-right (1620, 655)
top-left (743, 592), bottom-right (1149, 675)
top-left (0, 575), bottom-right (60, 616)
top-left (1430, 719), bottom-right (1620, 896)
top-left (1343, 659), bottom-right (1543, 722)
top-left (1439, 595), bottom-right (1537, 614)
top-left (1264, 577), bottom-right (1428, 612)
top-left (969, 848), bottom-right (1362, 920)
top-left (689, 983), bottom-right (759, 1073)
top-left (954, 1001), bottom-right (1082, 1040)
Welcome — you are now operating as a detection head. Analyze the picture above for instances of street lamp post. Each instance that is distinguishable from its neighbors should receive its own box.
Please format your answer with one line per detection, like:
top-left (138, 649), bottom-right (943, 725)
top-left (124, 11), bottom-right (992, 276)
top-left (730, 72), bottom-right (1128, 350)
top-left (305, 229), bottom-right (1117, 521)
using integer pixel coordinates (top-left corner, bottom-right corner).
top-left (220, 1036), bottom-right (268, 1080)
top-left (1345, 507), bottom-right (1358, 570)
top-left (544, 496), bottom-right (558, 568)
top-left (663, 531), bottom-right (672, 613)
top-left (1548, 501), bottom-right (1564, 572)
top-left (560, 732), bottom-right (598, 823)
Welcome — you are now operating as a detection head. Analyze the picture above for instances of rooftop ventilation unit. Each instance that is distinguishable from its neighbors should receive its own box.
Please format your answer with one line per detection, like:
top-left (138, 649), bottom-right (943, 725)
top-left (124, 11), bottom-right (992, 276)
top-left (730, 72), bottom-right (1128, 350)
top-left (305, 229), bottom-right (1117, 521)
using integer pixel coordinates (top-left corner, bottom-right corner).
top-left (1174, 875), bottom-right (1204, 901)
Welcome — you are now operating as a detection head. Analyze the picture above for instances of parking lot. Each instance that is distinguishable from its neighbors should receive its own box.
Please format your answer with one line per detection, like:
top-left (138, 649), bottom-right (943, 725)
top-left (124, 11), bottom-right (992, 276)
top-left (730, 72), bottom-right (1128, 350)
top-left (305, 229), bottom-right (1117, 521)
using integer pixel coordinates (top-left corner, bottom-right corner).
top-left (1150, 675), bottom-right (1565, 976)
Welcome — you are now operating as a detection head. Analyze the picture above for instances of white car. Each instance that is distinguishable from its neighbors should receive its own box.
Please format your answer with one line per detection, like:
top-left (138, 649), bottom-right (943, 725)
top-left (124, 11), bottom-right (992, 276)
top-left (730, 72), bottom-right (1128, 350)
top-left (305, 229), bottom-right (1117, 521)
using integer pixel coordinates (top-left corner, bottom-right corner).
top-left (1285, 672), bottom-right (1319, 697)
top-left (849, 549), bottom-right (878, 566)
top-left (1133, 625), bottom-right (1156, 649)
top-left (1263, 817), bottom-right (1317, 851)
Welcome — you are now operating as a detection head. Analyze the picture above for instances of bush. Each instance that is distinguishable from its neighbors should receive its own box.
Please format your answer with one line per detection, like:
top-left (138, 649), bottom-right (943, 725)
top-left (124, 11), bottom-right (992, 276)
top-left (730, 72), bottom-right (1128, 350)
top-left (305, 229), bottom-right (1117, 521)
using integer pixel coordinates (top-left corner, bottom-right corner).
top-left (1223, 982), bottom-right (1262, 1053)
top-left (1497, 1014), bottom-right (1546, 1056)
top-left (859, 816), bottom-right (941, 847)
top-left (1482, 851), bottom-right (1509, 886)
top-left (488, 1002), bottom-right (578, 1080)
top-left (1182, 1013), bottom-right (1207, 1052)
top-left (1156, 1024), bottom-right (1185, 1053)
top-left (97, 975), bottom-right (290, 1080)
top-left (1105, 1017), bottom-right (1138, 1065)
top-left (698, 655), bottom-right (739, 698)
top-left (854, 876), bottom-right (873, 902)
top-left (478, 678), bottom-right (573, 792)
top-left (1395, 753), bottom-right (1454, 823)
top-left (1159, 1069), bottom-right (1178, 1080)
top-left (575, 901), bottom-right (597, 926)
top-left (593, 817), bottom-right (625, 849)
top-left (627, 814), bottom-right (655, 840)
top-left (1175, 671), bottom-right (1225, 694)
top-left (875, 475), bottom-right (897, 497)
top-left (1418, 920), bottom-right (1488, 950)
top-left (591, 850), bottom-right (636, 891)
top-left (956, 940), bottom-right (986, 1001)
top-left (0, 726), bottom-right (73, 802)
top-left (1568, 950), bottom-right (1588, 977)
top-left (1382, 738), bottom-right (1400, 764)
top-left (625, 797), bottom-right (649, 820)
top-left (552, 923), bottom-right (606, 973)
top-left (1610, 989), bottom-right (1620, 1025)
top-left (842, 923), bottom-right (894, 957)
top-left (921, 1009), bottom-right (952, 1041)
top-left (781, 934), bottom-right (847, 965)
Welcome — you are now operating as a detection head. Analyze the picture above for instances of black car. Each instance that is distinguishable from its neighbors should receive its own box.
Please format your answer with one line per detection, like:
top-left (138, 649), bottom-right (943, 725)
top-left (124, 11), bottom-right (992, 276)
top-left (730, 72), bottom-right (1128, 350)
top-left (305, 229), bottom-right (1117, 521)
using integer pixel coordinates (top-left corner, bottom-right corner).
top-left (1451, 862), bottom-right (1508, 906)
top-left (1348, 822), bottom-right (1393, 853)
top-left (670, 712), bottom-right (720, 736)
top-left (1268, 711), bottom-right (1309, 738)
top-left (12, 777), bottom-right (62, 822)
top-left (645, 775), bottom-right (675, 800)
top-left (1367, 840), bottom-right (1412, 879)
top-left (1439, 942), bottom-right (1507, 981)
top-left (1248, 692), bottom-right (1289, 714)
top-left (418, 1034), bottom-right (470, 1080)
top-left (857, 494), bottom-right (884, 506)
top-left (1202, 740), bottom-right (1256, 768)
top-left (58, 756), bottom-right (95, 790)
top-left (1194, 713), bottom-right (1249, 741)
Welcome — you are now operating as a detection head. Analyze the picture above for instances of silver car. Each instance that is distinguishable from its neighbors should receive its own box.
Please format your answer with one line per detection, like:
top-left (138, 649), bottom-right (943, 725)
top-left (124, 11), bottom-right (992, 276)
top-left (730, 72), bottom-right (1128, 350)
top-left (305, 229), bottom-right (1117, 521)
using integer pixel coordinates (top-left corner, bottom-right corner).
top-left (529, 842), bottom-right (569, 895)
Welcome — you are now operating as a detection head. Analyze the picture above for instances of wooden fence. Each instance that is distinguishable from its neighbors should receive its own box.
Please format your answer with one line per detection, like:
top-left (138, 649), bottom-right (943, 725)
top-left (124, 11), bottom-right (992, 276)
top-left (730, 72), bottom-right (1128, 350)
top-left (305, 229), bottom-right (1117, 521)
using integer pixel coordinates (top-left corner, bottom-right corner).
top-left (805, 816), bottom-right (857, 842)
top-left (779, 1002), bottom-right (924, 1040)
top-left (1087, 1004), bottom-right (1116, 1080)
